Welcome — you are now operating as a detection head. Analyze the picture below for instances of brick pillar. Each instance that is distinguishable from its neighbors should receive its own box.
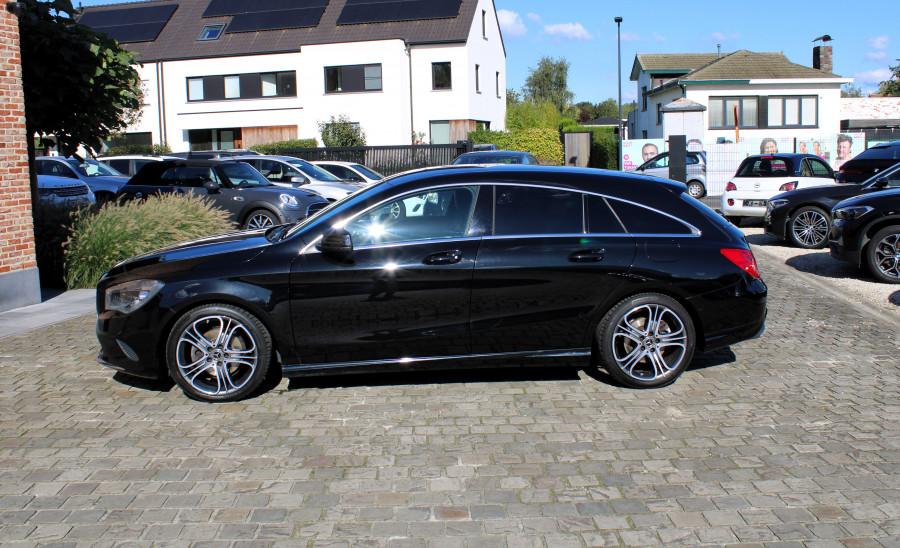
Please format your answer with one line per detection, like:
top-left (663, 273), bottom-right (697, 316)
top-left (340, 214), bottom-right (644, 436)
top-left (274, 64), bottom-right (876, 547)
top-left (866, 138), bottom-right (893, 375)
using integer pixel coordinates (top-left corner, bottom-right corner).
top-left (0, 5), bottom-right (40, 312)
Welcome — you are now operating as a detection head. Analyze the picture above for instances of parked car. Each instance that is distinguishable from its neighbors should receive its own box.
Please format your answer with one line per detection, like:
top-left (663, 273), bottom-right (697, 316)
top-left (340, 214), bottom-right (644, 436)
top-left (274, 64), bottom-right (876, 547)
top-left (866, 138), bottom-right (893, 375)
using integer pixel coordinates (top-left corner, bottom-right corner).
top-left (34, 156), bottom-right (129, 204)
top-left (234, 155), bottom-right (364, 201)
top-left (37, 174), bottom-right (95, 208)
top-left (721, 154), bottom-right (837, 225)
top-left (312, 160), bottom-right (384, 184)
top-left (116, 159), bottom-right (329, 229)
top-left (765, 162), bottom-right (900, 249)
top-left (96, 154), bottom-right (169, 177)
top-left (836, 140), bottom-right (900, 183)
top-left (626, 151), bottom-right (708, 198)
top-left (96, 164), bottom-right (767, 402)
top-left (830, 186), bottom-right (900, 284)
top-left (451, 150), bottom-right (540, 165)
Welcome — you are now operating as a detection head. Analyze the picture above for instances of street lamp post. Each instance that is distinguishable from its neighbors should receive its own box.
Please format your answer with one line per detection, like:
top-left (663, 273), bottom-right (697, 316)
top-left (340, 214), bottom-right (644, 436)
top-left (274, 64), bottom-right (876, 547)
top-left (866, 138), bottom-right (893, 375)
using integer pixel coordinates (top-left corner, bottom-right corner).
top-left (615, 16), bottom-right (623, 171)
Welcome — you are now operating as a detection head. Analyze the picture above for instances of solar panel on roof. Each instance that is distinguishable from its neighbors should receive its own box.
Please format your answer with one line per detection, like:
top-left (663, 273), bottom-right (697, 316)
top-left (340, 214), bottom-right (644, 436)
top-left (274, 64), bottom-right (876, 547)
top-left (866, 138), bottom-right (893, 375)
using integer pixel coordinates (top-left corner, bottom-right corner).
top-left (337, 0), bottom-right (461, 25)
top-left (203, 0), bottom-right (327, 18)
top-left (225, 7), bottom-right (326, 33)
top-left (78, 4), bottom-right (178, 43)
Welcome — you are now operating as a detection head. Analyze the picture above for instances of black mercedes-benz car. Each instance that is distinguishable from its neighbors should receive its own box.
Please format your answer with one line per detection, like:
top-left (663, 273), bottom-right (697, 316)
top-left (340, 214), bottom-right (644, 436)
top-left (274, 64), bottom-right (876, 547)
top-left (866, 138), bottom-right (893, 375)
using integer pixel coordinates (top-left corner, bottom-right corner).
top-left (117, 159), bottom-right (329, 229)
top-left (96, 165), bottom-right (767, 402)
top-left (836, 140), bottom-right (900, 183)
top-left (765, 162), bottom-right (900, 249)
top-left (830, 187), bottom-right (900, 284)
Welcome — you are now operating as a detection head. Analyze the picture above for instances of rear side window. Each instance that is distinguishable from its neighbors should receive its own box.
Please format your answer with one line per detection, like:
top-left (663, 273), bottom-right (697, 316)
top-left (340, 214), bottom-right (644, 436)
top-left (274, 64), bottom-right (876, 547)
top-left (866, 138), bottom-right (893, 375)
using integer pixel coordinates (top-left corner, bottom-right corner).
top-left (587, 196), bottom-right (625, 234)
top-left (107, 159), bottom-right (130, 174)
top-left (607, 199), bottom-right (693, 235)
top-left (736, 157), bottom-right (792, 177)
top-left (858, 145), bottom-right (900, 160)
top-left (494, 186), bottom-right (583, 235)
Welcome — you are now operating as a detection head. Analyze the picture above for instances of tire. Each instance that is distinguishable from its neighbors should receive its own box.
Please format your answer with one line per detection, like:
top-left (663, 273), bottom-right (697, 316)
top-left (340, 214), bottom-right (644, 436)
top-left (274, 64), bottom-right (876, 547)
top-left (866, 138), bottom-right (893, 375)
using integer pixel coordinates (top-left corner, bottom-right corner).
top-left (388, 200), bottom-right (406, 220)
top-left (95, 192), bottom-right (116, 206)
top-left (788, 206), bottom-right (830, 249)
top-left (865, 226), bottom-right (900, 284)
top-left (165, 304), bottom-right (272, 402)
top-left (243, 209), bottom-right (278, 230)
top-left (686, 180), bottom-right (706, 198)
top-left (726, 216), bottom-right (743, 227)
top-left (596, 293), bottom-right (695, 388)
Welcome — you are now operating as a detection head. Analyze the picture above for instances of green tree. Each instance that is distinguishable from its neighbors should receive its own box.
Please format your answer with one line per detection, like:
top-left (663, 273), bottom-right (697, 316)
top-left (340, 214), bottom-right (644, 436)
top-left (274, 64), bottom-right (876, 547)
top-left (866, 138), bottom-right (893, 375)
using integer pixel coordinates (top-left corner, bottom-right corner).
top-left (522, 56), bottom-right (574, 113)
top-left (19, 0), bottom-right (143, 197)
top-left (506, 100), bottom-right (561, 132)
top-left (841, 83), bottom-right (865, 98)
top-left (877, 60), bottom-right (900, 96)
top-left (318, 114), bottom-right (366, 147)
top-left (573, 101), bottom-right (598, 123)
top-left (595, 98), bottom-right (620, 118)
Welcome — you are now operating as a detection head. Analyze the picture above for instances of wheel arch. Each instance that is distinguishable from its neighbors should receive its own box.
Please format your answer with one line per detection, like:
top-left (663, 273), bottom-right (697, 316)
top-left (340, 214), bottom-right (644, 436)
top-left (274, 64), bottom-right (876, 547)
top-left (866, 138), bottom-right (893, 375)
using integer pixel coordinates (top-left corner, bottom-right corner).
top-left (858, 216), bottom-right (900, 265)
top-left (239, 203), bottom-right (286, 226)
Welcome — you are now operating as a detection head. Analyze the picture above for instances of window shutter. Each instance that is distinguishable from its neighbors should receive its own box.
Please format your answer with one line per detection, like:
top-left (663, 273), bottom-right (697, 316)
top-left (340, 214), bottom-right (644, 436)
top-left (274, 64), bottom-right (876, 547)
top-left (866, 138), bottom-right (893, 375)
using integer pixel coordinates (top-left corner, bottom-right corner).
top-left (757, 96), bottom-right (768, 129)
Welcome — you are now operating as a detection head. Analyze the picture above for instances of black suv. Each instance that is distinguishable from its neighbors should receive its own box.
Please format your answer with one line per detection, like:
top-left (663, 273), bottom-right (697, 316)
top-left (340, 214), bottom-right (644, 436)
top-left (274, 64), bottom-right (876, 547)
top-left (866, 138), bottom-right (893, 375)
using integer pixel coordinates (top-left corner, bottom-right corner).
top-left (837, 140), bottom-right (900, 183)
top-left (117, 159), bottom-right (329, 229)
top-left (830, 181), bottom-right (900, 284)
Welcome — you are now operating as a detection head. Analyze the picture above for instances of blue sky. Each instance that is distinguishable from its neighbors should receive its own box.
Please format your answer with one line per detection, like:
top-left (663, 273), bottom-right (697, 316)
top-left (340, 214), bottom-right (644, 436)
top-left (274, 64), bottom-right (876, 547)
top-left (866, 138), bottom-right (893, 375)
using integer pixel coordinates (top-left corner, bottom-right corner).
top-left (75, 0), bottom-right (896, 103)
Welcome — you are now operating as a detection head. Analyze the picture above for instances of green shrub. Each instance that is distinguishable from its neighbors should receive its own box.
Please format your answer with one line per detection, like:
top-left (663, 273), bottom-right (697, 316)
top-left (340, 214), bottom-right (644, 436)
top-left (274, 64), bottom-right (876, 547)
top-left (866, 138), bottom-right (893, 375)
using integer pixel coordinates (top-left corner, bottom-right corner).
top-left (250, 138), bottom-right (319, 155)
top-left (318, 114), bottom-right (366, 147)
top-left (63, 193), bottom-right (236, 289)
top-left (33, 201), bottom-right (84, 288)
top-left (103, 142), bottom-right (172, 156)
top-left (468, 128), bottom-right (564, 165)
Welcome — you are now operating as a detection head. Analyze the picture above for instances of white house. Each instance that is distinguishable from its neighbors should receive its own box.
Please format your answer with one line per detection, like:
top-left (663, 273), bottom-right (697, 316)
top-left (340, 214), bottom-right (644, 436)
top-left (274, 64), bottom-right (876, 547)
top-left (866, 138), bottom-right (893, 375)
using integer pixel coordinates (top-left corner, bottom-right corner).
top-left (78, 0), bottom-right (507, 151)
top-left (628, 48), bottom-right (850, 143)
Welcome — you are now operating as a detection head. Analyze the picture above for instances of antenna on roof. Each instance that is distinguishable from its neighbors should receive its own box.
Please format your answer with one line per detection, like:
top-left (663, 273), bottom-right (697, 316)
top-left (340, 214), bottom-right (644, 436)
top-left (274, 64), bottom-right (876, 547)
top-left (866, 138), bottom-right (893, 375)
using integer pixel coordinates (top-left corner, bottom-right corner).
top-left (717, 44), bottom-right (721, 59)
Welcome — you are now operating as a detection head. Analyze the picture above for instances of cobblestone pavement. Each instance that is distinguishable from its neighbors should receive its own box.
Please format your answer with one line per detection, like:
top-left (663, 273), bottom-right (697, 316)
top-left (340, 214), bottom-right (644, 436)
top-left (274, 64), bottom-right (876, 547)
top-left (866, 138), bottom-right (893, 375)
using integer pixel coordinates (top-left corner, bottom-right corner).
top-left (0, 248), bottom-right (898, 547)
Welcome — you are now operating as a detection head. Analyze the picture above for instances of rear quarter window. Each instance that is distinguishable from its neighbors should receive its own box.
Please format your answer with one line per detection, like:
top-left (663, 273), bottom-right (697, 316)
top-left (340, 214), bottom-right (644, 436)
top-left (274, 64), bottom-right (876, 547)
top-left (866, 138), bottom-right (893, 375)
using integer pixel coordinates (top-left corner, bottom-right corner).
top-left (607, 199), bottom-right (693, 235)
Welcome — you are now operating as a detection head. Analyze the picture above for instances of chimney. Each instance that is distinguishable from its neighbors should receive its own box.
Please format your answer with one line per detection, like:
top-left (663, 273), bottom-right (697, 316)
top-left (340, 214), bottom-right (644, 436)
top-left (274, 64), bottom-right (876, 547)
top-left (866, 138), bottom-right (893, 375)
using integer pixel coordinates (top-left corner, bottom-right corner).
top-left (812, 35), bottom-right (832, 73)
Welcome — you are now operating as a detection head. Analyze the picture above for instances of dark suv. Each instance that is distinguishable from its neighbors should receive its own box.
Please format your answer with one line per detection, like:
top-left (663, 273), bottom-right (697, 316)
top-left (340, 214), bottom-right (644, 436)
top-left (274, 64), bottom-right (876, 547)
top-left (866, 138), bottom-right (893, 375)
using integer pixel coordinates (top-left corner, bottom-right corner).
top-left (837, 140), bottom-right (900, 183)
top-left (117, 159), bottom-right (329, 229)
top-left (830, 182), bottom-right (900, 284)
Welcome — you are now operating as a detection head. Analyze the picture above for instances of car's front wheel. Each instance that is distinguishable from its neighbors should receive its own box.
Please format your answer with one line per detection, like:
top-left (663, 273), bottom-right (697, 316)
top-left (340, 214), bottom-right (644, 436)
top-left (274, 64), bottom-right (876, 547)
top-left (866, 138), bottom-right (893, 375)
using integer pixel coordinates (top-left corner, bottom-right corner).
top-left (243, 209), bottom-right (278, 230)
top-left (866, 226), bottom-right (900, 284)
top-left (166, 304), bottom-right (272, 402)
top-left (596, 294), bottom-right (695, 388)
top-left (789, 206), bottom-right (830, 249)
top-left (686, 180), bottom-right (706, 198)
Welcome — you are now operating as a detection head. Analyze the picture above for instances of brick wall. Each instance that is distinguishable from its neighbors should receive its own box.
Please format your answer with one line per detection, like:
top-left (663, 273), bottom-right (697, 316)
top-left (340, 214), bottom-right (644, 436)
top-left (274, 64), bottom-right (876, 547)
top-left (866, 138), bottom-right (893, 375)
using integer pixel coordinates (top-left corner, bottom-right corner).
top-left (0, 5), bottom-right (40, 311)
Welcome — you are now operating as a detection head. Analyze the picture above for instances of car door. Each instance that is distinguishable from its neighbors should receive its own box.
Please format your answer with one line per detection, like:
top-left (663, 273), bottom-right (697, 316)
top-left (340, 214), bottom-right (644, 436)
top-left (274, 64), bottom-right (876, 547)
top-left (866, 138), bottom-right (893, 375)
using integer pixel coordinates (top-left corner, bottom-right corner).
top-left (289, 185), bottom-right (482, 364)
top-left (798, 158), bottom-right (836, 188)
top-left (470, 185), bottom-right (636, 354)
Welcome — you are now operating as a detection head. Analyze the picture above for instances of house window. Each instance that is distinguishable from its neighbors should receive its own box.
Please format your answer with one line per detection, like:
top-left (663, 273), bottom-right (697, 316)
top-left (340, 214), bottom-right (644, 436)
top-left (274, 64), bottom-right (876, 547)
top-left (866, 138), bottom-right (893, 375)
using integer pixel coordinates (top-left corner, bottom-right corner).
top-left (325, 64), bottom-right (383, 93)
top-left (656, 103), bottom-right (662, 125)
top-left (198, 24), bottom-right (225, 41)
top-left (430, 121), bottom-right (450, 144)
top-left (224, 76), bottom-right (240, 99)
top-left (708, 96), bottom-right (759, 129)
top-left (475, 64), bottom-right (480, 93)
top-left (432, 62), bottom-right (451, 90)
top-left (187, 71), bottom-right (296, 102)
top-left (187, 78), bottom-right (204, 101)
top-left (261, 72), bottom-right (296, 97)
top-left (767, 96), bottom-right (817, 128)
top-left (496, 71), bottom-right (500, 97)
top-left (188, 128), bottom-right (242, 151)
top-left (641, 86), bottom-right (647, 111)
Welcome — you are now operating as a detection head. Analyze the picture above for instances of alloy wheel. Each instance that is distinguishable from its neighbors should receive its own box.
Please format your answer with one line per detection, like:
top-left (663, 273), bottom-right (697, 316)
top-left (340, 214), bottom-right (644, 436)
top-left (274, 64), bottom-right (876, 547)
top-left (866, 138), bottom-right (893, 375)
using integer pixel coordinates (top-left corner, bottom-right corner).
top-left (174, 314), bottom-right (260, 398)
top-left (873, 232), bottom-right (900, 281)
top-left (611, 303), bottom-right (688, 383)
top-left (790, 209), bottom-right (829, 248)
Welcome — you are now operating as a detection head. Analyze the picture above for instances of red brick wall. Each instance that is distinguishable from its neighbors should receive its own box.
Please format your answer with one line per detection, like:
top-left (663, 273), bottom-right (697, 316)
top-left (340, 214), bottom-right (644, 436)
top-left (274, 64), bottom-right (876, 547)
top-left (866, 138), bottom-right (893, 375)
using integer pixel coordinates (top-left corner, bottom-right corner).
top-left (0, 7), bottom-right (36, 276)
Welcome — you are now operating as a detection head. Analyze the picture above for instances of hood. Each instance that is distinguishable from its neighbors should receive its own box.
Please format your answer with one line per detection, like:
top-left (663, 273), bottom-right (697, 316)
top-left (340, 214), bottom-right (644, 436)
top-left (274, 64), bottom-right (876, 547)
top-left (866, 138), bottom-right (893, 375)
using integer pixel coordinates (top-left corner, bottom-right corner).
top-left (771, 182), bottom-right (867, 202)
top-left (107, 228), bottom-right (273, 277)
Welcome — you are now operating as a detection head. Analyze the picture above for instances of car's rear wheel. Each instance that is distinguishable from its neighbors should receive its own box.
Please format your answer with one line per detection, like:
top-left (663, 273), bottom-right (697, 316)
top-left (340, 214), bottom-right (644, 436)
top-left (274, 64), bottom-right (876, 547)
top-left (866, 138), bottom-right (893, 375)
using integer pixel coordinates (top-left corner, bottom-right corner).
top-left (166, 304), bottom-right (272, 402)
top-left (596, 294), bottom-right (695, 388)
top-left (866, 226), bottom-right (900, 284)
top-left (686, 180), bottom-right (706, 198)
top-left (243, 209), bottom-right (278, 230)
top-left (788, 206), bottom-right (830, 249)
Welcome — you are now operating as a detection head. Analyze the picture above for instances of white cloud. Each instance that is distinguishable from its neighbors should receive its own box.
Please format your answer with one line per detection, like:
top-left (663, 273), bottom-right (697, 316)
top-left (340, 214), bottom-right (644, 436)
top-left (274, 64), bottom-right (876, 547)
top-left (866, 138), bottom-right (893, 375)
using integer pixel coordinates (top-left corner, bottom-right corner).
top-left (652, 32), bottom-right (667, 42)
top-left (868, 35), bottom-right (889, 50)
top-left (497, 9), bottom-right (526, 37)
top-left (527, 13), bottom-right (542, 23)
top-left (711, 31), bottom-right (740, 42)
top-left (866, 51), bottom-right (887, 62)
top-left (853, 68), bottom-right (892, 87)
top-left (543, 22), bottom-right (593, 41)
top-left (620, 31), bottom-right (640, 42)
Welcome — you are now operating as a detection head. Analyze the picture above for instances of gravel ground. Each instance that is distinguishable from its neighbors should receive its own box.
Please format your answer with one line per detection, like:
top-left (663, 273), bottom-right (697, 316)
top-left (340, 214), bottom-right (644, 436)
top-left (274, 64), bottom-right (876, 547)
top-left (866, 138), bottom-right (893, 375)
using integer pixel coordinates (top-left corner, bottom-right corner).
top-left (739, 220), bottom-right (900, 317)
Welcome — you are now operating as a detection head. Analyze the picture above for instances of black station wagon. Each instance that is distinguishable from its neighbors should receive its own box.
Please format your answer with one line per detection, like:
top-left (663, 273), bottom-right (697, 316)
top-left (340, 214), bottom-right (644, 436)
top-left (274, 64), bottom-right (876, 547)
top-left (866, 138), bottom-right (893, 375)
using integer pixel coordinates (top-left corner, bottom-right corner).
top-left (97, 165), bottom-right (767, 402)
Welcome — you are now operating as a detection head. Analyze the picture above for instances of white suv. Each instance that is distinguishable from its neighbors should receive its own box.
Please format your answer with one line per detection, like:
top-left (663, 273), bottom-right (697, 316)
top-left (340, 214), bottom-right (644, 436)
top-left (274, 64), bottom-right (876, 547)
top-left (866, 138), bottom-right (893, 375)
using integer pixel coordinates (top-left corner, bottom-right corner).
top-left (721, 154), bottom-right (837, 225)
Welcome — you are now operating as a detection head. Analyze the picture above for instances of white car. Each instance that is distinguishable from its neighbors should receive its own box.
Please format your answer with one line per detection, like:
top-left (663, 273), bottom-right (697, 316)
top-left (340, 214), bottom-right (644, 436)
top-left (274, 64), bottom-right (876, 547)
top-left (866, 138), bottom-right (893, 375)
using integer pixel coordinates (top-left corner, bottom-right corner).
top-left (312, 160), bottom-right (384, 184)
top-left (234, 155), bottom-right (365, 201)
top-left (37, 174), bottom-right (96, 208)
top-left (721, 153), bottom-right (837, 225)
top-left (96, 155), bottom-right (170, 177)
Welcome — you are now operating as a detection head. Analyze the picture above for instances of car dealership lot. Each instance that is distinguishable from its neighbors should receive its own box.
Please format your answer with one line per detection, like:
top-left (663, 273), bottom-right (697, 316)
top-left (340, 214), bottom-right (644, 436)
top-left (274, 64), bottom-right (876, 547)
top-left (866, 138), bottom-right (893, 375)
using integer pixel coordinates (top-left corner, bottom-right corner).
top-left (0, 236), bottom-right (897, 545)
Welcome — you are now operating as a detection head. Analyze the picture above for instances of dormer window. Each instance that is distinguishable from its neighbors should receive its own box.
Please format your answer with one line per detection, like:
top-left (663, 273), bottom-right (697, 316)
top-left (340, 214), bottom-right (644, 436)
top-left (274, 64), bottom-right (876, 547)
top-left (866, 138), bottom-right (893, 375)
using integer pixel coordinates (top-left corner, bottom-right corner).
top-left (198, 24), bottom-right (225, 41)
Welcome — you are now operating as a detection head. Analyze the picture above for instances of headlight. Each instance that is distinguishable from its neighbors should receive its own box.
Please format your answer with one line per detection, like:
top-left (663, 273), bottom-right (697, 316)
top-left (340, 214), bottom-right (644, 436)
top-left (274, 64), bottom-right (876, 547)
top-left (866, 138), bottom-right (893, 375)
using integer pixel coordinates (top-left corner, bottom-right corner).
top-left (766, 199), bottom-right (789, 211)
top-left (105, 279), bottom-right (163, 314)
top-left (833, 205), bottom-right (873, 221)
top-left (279, 193), bottom-right (300, 209)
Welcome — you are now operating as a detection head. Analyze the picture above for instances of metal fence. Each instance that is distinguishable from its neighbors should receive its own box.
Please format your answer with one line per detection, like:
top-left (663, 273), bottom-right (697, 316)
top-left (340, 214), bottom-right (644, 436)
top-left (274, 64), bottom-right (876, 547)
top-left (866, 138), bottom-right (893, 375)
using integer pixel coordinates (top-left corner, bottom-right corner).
top-left (277, 142), bottom-right (473, 176)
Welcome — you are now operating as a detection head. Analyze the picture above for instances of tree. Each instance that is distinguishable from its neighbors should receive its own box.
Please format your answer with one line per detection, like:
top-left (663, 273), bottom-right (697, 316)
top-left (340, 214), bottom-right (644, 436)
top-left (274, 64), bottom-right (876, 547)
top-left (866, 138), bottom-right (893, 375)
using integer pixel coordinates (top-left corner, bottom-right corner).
top-left (841, 83), bottom-right (864, 98)
top-left (522, 56), bottom-right (574, 113)
top-left (506, 100), bottom-right (561, 132)
top-left (318, 115), bottom-right (366, 147)
top-left (877, 60), bottom-right (900, 96)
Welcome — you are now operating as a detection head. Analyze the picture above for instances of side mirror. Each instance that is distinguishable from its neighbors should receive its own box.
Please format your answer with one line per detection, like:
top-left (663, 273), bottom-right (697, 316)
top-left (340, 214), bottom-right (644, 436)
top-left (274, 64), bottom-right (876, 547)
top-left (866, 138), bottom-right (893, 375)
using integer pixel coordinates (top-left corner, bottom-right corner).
top-left (349, 176), bottom-right (362, 182)
top-left (316, 228), bottom-right (353, 262)
top-left (203, 180), bottom-right (220, 194)
top-left (874, 177), bottom-right (889, 189)
top-left (290, 176), bottom-right (310, 184)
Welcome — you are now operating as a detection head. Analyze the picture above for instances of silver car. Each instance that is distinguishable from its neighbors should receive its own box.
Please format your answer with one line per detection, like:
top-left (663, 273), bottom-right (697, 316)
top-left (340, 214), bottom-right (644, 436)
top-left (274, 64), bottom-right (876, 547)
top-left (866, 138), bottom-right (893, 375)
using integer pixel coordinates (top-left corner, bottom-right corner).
top-left (234, 155), bottom-right (365, 201)
top-left (627, 152), bottom-right (707, 198)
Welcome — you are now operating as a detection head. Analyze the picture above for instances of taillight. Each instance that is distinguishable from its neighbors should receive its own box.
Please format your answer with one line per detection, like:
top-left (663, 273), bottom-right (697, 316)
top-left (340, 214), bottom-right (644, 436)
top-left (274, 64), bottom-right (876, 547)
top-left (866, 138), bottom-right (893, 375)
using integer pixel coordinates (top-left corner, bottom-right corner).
top-left (721, 248), bottom-right (761, 280)
top-left (779, 181), bottom-right (798, 192)
top-left (725, 182), bottom-right (736, 192)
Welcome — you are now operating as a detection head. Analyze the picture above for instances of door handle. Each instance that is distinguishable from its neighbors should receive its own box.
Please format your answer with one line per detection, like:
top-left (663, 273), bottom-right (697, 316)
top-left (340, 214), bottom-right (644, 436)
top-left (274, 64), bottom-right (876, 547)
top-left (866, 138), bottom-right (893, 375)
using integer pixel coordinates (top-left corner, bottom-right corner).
top-left (568, 249), bottom-right (606, 263)
top-left (423, 250), bottom-right (462, 265)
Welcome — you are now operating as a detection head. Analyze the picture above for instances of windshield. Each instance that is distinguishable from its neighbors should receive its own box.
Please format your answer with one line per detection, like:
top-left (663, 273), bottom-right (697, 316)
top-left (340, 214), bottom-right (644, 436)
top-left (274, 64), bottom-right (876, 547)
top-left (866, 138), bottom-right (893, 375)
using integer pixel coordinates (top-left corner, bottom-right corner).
top-left (287, 160), bottom-right (342, 181)
top-left (66, 158), bottom-right (124, 177)
top-left (217, 163), bottom-right (272, 187)
top-left (352, 164), bottom-right (384, 180)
